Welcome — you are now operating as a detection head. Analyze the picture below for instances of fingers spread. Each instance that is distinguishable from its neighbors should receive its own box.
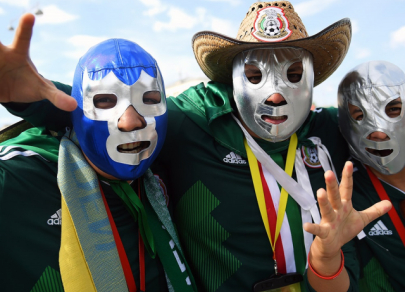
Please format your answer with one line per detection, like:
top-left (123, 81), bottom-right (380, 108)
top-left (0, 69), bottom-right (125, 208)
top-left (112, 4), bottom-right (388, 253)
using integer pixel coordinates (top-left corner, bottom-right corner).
top-left (324, 170), bottom-right (342, 210)
top-left (360, 200), bottom-right (392, 227)
top-left (339, 161), bottom-right (354, 202)
top-left (12, 13), bottom-right (35, 55)
top-left (317, 188), bottom-right (336, 223)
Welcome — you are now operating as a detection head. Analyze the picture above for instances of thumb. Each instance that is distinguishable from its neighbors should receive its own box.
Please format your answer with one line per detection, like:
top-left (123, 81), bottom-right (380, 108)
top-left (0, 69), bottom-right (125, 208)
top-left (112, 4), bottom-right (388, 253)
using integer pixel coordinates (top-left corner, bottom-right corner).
top-left (40, 81), bottom-right (77, 112)
top-left (360, 200), bottom-right (392, 227)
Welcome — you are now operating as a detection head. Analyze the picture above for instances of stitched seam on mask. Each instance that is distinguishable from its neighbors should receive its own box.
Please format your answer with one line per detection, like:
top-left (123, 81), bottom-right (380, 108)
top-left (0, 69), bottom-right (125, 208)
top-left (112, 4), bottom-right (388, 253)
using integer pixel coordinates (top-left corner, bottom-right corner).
top-left (341, 83), bottom-right (405, 93)
top-left (84, 65), bottom-right (158, 74)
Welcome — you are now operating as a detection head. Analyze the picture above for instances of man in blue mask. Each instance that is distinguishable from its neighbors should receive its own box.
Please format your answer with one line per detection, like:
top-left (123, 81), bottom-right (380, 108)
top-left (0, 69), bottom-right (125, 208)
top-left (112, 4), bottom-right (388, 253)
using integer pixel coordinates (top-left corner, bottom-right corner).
top-left (0, 20), bottom-right (196, 292)
top-left (0, 8), bottom-right (392, 292)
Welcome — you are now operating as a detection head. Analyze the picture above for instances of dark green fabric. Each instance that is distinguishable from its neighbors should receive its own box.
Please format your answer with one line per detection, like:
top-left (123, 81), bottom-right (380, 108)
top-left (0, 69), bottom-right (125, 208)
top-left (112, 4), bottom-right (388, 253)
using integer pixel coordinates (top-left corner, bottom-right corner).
top-left (3, 81), bottom-right (73, 132)
top-left (0, 120), bottom-right (33, 143)
top-left (0, 131), bottom-right (168, 291)
top-left (172, 81), bottom-right (316, 159)
top-left (30, 266), bottom-right (64, 292)
top-left (0, 127), bottom-right (60, 162)
top-left (152, 82), bottom-right (355, 291)
top-left (1, 81), bottom-right (356, 291)
top-left (99, 176), bottom-right (156, 258)
top-left (351, 159), bottom-right (405, 292)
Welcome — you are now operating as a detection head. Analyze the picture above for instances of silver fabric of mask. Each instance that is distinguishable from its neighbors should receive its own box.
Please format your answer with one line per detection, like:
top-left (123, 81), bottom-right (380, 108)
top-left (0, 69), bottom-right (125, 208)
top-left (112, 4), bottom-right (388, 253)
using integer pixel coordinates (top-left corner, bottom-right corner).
top-left (232, 48), bottom-right (314, 142)
top-left (82, 69), bottom-right (166, 165)
top-left (338, 61), bottom-right (405, 174)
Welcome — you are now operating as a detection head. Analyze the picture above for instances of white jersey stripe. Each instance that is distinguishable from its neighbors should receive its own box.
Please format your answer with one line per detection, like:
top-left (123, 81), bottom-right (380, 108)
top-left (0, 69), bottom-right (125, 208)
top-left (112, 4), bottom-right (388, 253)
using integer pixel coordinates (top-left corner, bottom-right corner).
top-left (0, 149), bottom-right (48, 161)
top-left (262, 166), bottom-right (296, 273)
top-left (0, 145), bottom-right (20, 156)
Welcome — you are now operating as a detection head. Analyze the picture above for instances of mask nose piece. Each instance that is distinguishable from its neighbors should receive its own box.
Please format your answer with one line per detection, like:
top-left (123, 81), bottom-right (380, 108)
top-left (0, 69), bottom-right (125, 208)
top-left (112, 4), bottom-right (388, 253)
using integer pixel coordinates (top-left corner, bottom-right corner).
top-left (367, 131), bottom-right (390, 142)
top-left (118, 106), bottom-right (147, 132)
top-left (265, 93), bottom-right (287, 107)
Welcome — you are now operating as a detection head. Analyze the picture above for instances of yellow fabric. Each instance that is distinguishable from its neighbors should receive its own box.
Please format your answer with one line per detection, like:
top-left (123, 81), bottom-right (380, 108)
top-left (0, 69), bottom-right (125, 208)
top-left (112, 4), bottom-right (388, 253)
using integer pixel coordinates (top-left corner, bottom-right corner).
top-left (245, 139), bottom-right (271, 240)
top-left (59, 195), bottom-right (97, 292)
top-left (57, 135), bottom-right (128, 292)
top-left (244, 134), bottom-right (298, 252)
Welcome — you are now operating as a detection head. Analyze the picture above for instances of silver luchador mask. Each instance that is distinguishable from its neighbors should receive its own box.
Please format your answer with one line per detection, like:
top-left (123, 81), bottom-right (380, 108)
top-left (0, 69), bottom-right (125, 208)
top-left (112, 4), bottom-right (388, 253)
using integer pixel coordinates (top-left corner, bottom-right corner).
top-left (232, 48), bottom-right (314, 142)
top-left (338, 61), bottom-right (405, 175)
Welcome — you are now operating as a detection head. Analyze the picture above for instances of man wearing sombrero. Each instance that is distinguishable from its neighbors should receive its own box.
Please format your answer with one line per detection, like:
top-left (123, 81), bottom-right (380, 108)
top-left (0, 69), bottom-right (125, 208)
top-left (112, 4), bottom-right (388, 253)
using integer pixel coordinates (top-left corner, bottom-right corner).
top-left (0, 1), bottom-right (391, 292)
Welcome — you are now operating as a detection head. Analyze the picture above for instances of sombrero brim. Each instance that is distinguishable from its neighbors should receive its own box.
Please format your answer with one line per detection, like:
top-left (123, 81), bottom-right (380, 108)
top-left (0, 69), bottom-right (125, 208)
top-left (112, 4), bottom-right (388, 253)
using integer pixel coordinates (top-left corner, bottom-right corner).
top-left (192, 18), bottom-right (351, 87)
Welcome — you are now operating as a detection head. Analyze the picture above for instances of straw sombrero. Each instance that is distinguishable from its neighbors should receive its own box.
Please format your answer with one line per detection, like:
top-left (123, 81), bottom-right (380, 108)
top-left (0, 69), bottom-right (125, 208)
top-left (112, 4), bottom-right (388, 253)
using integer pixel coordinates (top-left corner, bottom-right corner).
top-left (192, 1), bottom-right (351, 87)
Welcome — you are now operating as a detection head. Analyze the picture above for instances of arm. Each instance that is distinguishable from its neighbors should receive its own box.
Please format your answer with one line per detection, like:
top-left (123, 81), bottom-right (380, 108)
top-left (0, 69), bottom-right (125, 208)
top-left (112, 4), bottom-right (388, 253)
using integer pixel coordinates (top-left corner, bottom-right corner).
top-left (304, 162), bottom-right (392, 291)
top-left (4, 82), bottom-right (73, 131)
top-left (0, 13), bottom-right (76, 112)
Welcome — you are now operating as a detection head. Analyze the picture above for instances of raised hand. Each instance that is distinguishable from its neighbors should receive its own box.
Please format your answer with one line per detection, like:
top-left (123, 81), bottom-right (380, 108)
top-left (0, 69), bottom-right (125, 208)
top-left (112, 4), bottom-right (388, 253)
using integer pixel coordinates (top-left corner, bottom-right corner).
top-left (304, 161), bottom-right (392, 291)
top-left (0, 13), bottom-right (77, 111)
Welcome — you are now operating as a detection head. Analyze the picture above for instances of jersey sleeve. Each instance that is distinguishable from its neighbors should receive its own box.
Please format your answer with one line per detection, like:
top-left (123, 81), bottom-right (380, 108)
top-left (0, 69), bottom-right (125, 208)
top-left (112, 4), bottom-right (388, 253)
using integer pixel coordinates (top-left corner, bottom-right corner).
top-left (2, 81), bottom-right (73, 132)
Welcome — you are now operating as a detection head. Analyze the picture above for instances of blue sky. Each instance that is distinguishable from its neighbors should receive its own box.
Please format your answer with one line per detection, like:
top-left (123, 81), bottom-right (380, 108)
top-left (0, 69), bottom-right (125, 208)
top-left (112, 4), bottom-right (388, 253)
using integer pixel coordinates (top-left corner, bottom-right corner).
top-left (1, 0), bottom-right (405, 127)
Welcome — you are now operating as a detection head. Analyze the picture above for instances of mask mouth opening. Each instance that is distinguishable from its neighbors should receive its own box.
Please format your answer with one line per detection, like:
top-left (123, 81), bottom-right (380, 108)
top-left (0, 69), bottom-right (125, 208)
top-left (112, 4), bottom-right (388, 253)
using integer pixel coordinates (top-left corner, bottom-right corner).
top-left (117, 141), bottom-right (150, 154)
top-left (261, 114), bottom-right (288, 125)
top-left (261, 99), bottom-right (288, 124)
top-left (366, 148), bottom-right (393, 157)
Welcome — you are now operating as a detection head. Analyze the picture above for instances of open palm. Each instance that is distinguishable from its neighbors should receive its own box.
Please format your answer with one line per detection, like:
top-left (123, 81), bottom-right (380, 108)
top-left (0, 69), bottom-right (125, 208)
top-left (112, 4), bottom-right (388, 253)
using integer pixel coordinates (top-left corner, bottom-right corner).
top-left (304, 161), bottom-right (392, 259)
top-left (0, 13), bottom-right (76, 111)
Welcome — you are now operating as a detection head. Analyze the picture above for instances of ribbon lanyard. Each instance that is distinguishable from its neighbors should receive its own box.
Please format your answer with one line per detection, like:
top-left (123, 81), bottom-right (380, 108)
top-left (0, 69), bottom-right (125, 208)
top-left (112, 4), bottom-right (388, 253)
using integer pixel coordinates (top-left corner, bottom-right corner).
top-left (99, 180), bottom-right (145, 292)
top-left (366, 167), bottom-right (405, 247)
top-left (245, 133), bottom-right (298, 271)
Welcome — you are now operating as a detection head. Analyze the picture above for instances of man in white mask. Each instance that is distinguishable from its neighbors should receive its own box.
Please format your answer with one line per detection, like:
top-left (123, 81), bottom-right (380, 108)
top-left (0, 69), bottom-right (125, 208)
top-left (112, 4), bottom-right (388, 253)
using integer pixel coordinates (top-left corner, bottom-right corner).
top-left (338, 60), bottom-right (405, 291)
top-left (0, 2), bottom-right (391, 292)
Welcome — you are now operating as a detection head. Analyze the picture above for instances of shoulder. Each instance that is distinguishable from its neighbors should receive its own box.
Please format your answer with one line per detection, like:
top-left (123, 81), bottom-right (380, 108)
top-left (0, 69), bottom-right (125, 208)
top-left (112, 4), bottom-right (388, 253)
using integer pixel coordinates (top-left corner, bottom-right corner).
top-left (305, 107), bottom-right (340, 140)
top-left (310, 107), bottom-right (339, 125)
top-left (0, 145), bottom-right (54, 171)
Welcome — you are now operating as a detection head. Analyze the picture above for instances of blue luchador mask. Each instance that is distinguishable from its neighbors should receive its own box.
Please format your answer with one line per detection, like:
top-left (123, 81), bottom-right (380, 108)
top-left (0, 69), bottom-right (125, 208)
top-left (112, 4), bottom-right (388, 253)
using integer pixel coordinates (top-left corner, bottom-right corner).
top-left (71, 39), bottom-right (167, 180)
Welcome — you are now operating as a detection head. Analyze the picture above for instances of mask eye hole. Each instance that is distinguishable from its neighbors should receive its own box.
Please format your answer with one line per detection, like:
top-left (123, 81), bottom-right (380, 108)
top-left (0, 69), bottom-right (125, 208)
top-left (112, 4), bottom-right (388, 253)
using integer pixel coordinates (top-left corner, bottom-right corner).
top-left (385, 97), bottom-right (402, 119)
top-left (287, 61), bottom-right (303, 83)
top-left (348, 102), bottom-right (364, 121)
top-left (93, 94), bottom-right (117, 109)
top-left (143, 91), bottom-right (161, 104)
top-left (244, 64), bottom-right (262, 84)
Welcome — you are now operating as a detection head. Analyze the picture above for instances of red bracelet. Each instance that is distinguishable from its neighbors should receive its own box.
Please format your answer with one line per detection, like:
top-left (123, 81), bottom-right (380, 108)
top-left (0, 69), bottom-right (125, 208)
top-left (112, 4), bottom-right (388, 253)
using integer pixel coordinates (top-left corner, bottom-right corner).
top-left (308, 249), bottom-right (344, 280)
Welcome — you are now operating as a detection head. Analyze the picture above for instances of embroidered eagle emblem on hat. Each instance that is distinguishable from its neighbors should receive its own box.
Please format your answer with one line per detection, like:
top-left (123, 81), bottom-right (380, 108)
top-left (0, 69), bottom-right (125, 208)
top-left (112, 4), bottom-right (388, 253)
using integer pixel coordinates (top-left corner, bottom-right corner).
top-left (252, 7), bottom-right (292, 42)
top-left (192, 1), bottom-right (352, 87)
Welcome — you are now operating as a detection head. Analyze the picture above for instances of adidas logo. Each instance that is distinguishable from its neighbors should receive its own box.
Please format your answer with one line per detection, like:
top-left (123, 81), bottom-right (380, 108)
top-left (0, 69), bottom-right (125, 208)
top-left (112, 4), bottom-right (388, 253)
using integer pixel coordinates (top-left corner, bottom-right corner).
top-left (47, 209), bottom-right (62, 225)
top-left (223, 152), bottom-right (246, 164)
top-left (368, 220), bottom-right (392, 236)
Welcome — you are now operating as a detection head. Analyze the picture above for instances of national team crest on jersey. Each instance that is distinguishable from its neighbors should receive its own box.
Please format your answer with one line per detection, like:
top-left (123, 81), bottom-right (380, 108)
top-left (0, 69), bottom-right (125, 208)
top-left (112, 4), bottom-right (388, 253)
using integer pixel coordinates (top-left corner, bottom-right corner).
top-left (252, 7), bottom-right (292, 42)
top-left (301, 146), bottom-right (322, 168)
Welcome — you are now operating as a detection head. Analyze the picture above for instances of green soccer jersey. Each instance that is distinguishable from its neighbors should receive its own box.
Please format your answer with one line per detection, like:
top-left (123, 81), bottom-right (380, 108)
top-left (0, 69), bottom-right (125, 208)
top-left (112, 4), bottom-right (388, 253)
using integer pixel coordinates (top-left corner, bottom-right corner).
top-left (0, 129), bottom-right (167, 292)
top-left (151, 82), bottom-right (357, 292)
top-left (351, 159), bottom-right (405, 292)
top-left (3, 81), bottom-right (359, 292)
